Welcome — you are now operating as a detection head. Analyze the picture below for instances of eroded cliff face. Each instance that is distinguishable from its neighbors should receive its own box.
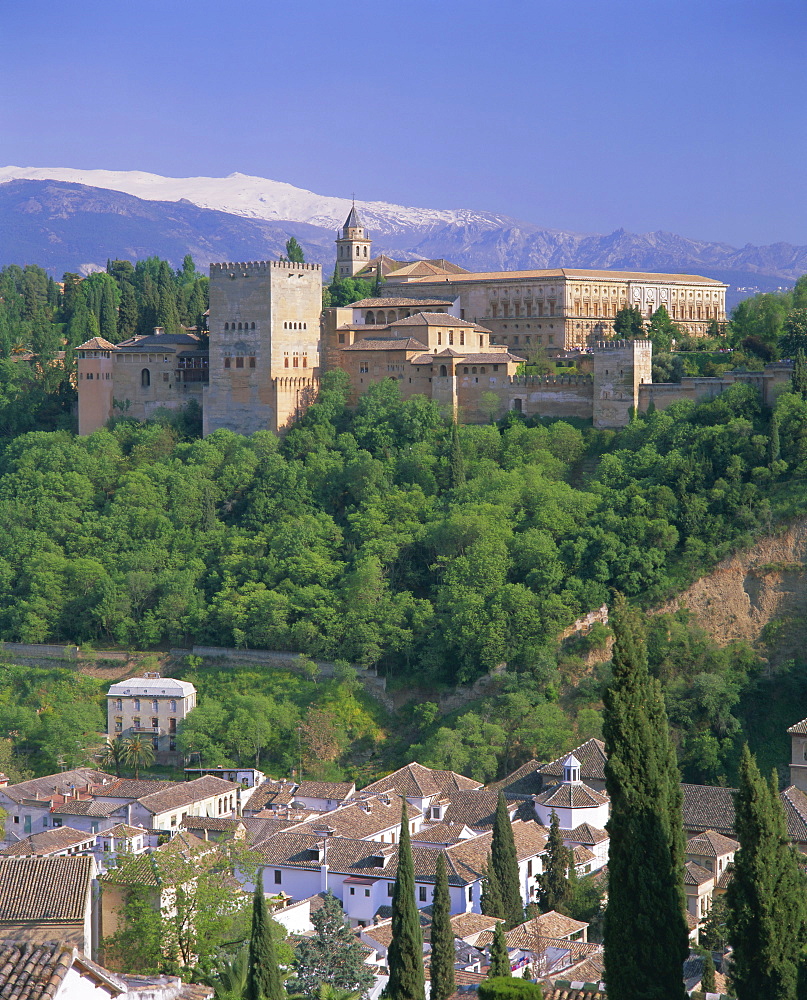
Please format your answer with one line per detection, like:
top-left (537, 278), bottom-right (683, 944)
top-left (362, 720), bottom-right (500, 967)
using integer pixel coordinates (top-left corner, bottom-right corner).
top-left (658, 519), bottom-right (807, 656)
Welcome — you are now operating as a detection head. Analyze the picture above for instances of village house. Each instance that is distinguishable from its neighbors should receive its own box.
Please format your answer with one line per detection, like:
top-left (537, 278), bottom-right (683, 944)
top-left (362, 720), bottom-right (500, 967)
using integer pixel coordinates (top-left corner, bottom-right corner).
top-left (0, 769), bottom-right (117, 842)
top-left (0, 826), bottom-right (97, 860)
top-left (106, 675), bottom-right (197, 766)
top-left (532, 755), bottom-right (610, 845)
top-left (292, 780), bottom-right (357, 812)
top-left (0, 939), bottom-right (127, 1000)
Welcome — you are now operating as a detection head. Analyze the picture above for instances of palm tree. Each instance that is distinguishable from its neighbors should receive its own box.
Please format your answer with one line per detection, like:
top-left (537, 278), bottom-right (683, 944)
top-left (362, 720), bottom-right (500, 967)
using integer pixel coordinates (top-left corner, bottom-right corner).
top-left (99, 738), bottom-right (125, 777)
top-left (204, 945), bottom-right (249, 1000)
top-left (121, 734), bottom-right (155, 779)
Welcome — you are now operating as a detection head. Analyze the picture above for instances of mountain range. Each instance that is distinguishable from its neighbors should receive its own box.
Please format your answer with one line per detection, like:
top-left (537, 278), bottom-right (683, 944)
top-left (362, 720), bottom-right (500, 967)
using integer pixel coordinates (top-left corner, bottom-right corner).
top-left (0, 166), bottom-right (804, 308)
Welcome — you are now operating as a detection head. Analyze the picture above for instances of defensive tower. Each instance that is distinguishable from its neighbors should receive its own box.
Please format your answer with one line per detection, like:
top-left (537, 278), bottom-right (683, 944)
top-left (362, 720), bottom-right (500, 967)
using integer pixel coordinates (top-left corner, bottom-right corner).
top-left (592, 339), bottom-right (652, 428)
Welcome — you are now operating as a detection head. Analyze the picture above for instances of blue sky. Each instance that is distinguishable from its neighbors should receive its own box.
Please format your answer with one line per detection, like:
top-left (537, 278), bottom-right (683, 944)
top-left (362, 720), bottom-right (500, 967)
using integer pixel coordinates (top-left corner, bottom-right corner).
top-left (3, 0), bottom-right (805, 246)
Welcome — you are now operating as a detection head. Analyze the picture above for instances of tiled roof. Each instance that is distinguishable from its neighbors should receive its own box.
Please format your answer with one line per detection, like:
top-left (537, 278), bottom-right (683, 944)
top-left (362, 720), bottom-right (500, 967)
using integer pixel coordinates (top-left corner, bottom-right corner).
top-left (449, 912), bottom-right (499, 942)
top-left (787, 717), bottom-right (807, 734)
top-left (543, 986), bottom-right (604, 1000)
top-left (685, 829), bottom-right (738, 857)
top-left (1, 769), bottom-right (114, 804)
top-left (681, 783), bottom-right (737, 837)
top-left (534, 783), bottom-right (608, 809)
top-left (565, 824), bottom-right (609, 847)
top-left (291, 795), bottom-right (418, 840)
top-left (52, 798), bottom-right (120, 817)
top-left (684, 861), bottom-right (715, 887)
top-left (561, 951), bottom-right (604, 986)
top-left (571, 846), bottom-right (596, 865)
top-left (389, 312), bottom-right (490, 331)
top-left (453, 353), bottom-right (522, 363)
top-left (486, 760), bottom-right (544, 797)
top-left (716, 864), bottom-right (734, 889)
top-left (361, 763), bottom-right (481, 799)
top-left (116, 332), bottom-right (201, 351)
top-left (107, 676), bottom-right (195, 697)
top-left (779, 785), bottom-right (807, 842)
top-left (538, 741), bottom-right (607, 784)
top-left (180, 816), bottom-right (245, 832)
top-left (341, 337), bottom-right (428, 352)
top-left (410, 822), bottom-right (464, 844)
top-left (395, 267), bottom-right (726, 285)
top-left (244, 779), bottom-right (298, 813)
top-left (0, 826), bottom-right (95, 857)
top-left (491, 911), bottom-right (588, 947)
top-left (0, 940), bottom-right (125, 999)
top-left (94, 778), bottom-right (177, 800)
top-left (685, 910), bottom-right (699, 930)
top-left (99, 831), bottom-right (213, 887)
top-left (294, 781), bottom-right (355, 800)
top-left (439, 790), bottom-right (506, 830)
top-left (349, 297), bottom-right (454, 308)
top-left (0, 857), bottom-right (93, 922)
top-left (137, 775), bottom-right (240, 815)
top-left (77, 337), bottom-right (116, 350)
top-left (101, 824), bottom-right (145, 839)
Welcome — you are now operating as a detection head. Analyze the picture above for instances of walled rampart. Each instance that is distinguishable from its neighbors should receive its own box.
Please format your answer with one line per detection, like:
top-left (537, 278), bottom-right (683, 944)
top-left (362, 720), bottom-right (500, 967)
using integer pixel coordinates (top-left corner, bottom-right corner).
top-left (209, 261), bottom-right (322, 273)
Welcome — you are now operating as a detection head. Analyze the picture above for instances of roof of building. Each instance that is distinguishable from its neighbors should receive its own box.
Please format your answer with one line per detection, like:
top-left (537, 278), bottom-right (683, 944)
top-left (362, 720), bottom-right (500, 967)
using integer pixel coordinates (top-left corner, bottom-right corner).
top-left (538, 741), bottom-right (608, 784)
top-left (476, 911), bottom-right (589, 949)
top-left (292, 794), bottom-right (419, 840)
top-left (343, 205), bottom-right (363, 230)
top-left (534, 783), bottom-right (609, 809)
top-left (100, 824), bottom-right (146, 839)
top-left (565, 823), bottom-right (609, 847)
top-left (410, 822), bottom-right (465, 845)
top-left (449, 912), bottom-right (500, 941)
top-left (389, 312), bottom-right (489, 331)
top-left (0, 769), bottom-right (115, 805)
top-left (115, 332), bottom-right (203, 351)
top-left (136, 775), bottom-right (240, 815)
top-left (449, 353), bottom-right (522, 364)
top-left (779, 785), bottom-right (807, 842)
top-left (244, 779), bottom-right (298, 813)
top-left (381, 260), bottom-right (468, 279)
top-left (51, 797), bottom-right (121, 817)
top-left (543, 985), bottom-right (604, 1000)
top-left (684, 861), bottom-right (715, 887)
top-left (0, 856), bottom-right (93, 922)
top-left (77, 337), bottom-right (116, 351)
top-left (341, 337), bottom-right (429, 352)
top-left (571, 846), bottom-right (596, 865)
top-left (93, 778), bottom-right (177, 801)
top-left (439, 790), bottom-right (514, 831)
top-left (107, 676), bottom-right (196, 698)
top-left (685, 829), bottom-right (739, 857)
top-left (486, 760), bottom-right (545, 797)
top-left (787, 717), bottom-right (807, 734)
top-left (180, 816), bottom-right (245, 833)
top-left (392, 267), bottom-right (727, 286)
top-left (361, 762), bottom-right (482, 799)
top-left (0, 827), bottom-right (95, 858)
top-left (294, 780), bottom-right (355, 800)
top-left (0, 939), bottom-right (126, 1000)
top-left (348, 297), bottom-right (454, 308)
top-left (681, 783), bottom-right (737, 837)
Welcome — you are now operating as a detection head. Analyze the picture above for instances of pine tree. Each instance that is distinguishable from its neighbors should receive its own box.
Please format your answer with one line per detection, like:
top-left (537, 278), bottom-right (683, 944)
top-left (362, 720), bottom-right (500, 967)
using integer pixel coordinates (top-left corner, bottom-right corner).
top-left (768, 410), bottom-right (781, 466)
top-left (489, 923), bottom-right (511, 978)
top-left (246, 881), bottom-right (284, 1000)
top-left (725, 745), bottom-right (807, 1000)
top-left (491, 791), bottom-right (523, 929)
top-left (117, 282), bottom-right (138, 340)
top-left (480, 854), bottom-right (505, 919)
top-left (285, 237), bottom-right (306, 264)
top-left (387, 798), bottom-right (426, 1000)
top-left (429, 853), bottom-right (455, 1000)
top-left (294, 890), bottom-right (374, 996)
top-left (449, 421), bottom-right (465, 489)
top-left (700, 951), bottom-right (716, 993)
top-left (792, 349), bottom-right (807, 399)
top-left (602, 597), bottom-right (688, 1000)
top-left (535, 811), bottom-right (570, 913)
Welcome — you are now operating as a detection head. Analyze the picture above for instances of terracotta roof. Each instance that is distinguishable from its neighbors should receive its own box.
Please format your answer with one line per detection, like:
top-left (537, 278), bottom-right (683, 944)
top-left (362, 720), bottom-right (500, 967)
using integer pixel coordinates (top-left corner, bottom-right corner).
top-left (787, 717), bottom-right (807, 734)
top-left (481, 911), bottom-right (588, 948)
top-left (487, 760), bottom-right (545, 797)
top-left (538, 741), bottom-right (607, 785)
top-left (77, 337), bottom-right (116, 350)
top-left (348, 297), bottom-right (454, 308)
top-left (716, 863), bottom-right (734, 889)
top-left (453, 353), bottom-right (522, 364)
top-left (0, 827), bottom-right (96, 857)
top-left (543, 987), bottom-right (604, 1000)
top-left (93, 778), bottom-right (177, 800)
top-left (51, 798), bottom-right (120, 817)
top-left (534, 783), bottom-right (609, 809)
top-left (295, 781), bottom-right (351, 799)
top-left (0, 940), bottom-right (126, 999)
top-left (394, 267), bottom-right (726, 285)
top-left (410, 822), bottom-right (464, 845)
top-left (685, 910), bottom-right (699, 930)
top-left (389, 312), bottom-right (489, 330)
top-left (681, 783), bottom-right (737, 837)
top-left (180, 816), bottom-right (245, 833)
top-left (571, 846), bottom-right (596, 865)
top-left (437, 790), bottom-right (509, 831)
top-left (449, 912), bottom-right (499, 942)
top-left (565, 824), bottom-right (609, 847)
top-left (0, 857), bottom-right (93, 922)
top-left (685, 829), bottom-right (738, 857)
top-left (684, 861), bottom-right (715, 887)
top-left (136, 775), bottom-right (240, 815)
top-left (779, 785), bottom-right (807, 842)
top-left (243, 779), bottom-right (298, 813)
top-left (291, 794), bottom-right (417, 840)
top-left (561, 950), bottom-right (604, 985)
top-left (1, 769), bottom-right (114, 805)
top-left (382, 261), bottom-right (462, 279)
top-left (424, 967), bottom-right (485, 985)
top-left (100, 824), bottom-right (145, 839)
top-left (361, 763), bottom-right (481, 799)
top-left (341, 337), bottom-right (428, 351)
top-left (116, 332), bottom-right (201, 351)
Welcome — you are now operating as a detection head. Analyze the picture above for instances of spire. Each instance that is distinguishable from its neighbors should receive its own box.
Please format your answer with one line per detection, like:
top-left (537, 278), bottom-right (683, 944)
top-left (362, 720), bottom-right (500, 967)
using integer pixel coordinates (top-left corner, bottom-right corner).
top-left (343, 198), bottom-right (362, 230)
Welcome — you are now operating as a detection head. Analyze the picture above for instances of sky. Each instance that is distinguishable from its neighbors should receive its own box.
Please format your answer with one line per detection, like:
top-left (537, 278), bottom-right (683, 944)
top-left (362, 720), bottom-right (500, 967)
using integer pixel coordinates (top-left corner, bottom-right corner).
top-left (2, 0), bottom-right (805, 247)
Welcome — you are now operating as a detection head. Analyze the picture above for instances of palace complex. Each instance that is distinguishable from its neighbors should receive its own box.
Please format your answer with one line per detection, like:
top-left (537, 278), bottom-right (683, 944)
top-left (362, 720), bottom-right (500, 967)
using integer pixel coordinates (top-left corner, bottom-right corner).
top-left (77, 206), bottom-right (789, 438)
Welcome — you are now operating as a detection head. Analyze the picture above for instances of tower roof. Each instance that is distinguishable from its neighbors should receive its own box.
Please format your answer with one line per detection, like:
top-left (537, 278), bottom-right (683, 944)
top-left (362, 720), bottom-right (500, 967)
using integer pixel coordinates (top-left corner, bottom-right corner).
top-left (564, 754), bottom-right (581, 769)
top-left (343, 203), bottom-right (363, 230)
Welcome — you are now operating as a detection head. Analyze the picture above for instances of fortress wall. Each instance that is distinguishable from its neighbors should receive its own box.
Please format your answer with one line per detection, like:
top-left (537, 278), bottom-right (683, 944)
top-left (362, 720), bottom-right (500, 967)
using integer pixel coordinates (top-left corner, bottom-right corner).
top-left (506, 376), bottom-right (594, 421)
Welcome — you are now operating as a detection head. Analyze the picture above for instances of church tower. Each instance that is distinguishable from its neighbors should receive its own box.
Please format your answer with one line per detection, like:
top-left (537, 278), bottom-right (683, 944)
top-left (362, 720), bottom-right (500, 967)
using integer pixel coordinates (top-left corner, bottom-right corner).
top-left (335, 202), bottom-right (372, 278)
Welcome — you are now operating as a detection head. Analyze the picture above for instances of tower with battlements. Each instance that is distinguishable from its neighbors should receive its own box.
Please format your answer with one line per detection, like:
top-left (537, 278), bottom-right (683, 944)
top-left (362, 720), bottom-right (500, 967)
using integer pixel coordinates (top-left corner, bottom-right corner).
top-left (203, 260), bottom-right (322, 436)
top-left (592, 339), bottom-right (652, 428)
top-left (335, 204), bottom-right (372, 278)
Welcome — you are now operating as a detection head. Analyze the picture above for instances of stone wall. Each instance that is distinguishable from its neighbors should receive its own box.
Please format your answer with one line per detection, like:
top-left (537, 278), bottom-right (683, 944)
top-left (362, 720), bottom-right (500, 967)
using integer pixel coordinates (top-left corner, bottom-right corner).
top-left (507, 375), bottom-right (595, 421)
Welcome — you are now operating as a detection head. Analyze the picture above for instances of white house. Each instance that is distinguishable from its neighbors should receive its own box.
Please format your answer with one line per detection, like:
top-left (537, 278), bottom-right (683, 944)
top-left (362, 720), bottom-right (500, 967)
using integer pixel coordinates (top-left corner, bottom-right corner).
top-left (532, 755), bottom-right (610, 831)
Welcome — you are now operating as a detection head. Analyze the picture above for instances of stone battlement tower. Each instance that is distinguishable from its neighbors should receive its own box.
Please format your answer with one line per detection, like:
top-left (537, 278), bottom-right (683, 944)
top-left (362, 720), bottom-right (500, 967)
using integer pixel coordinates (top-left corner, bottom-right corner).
top-left (592, 339), bottom-right (652, 428)
top-left (204, 259), bottom-right (322, 436)
top-left (335, 203), bottom-right (372, 278)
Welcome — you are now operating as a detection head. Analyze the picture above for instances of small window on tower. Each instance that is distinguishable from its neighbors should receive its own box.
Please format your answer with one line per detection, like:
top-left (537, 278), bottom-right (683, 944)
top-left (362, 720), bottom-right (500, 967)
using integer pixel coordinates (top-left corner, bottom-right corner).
top-left (338, 334), bottom-right (345, 344)
top-left (236, 357), bottom-right (244, 368)
top-left (249, 357), bottom-right (256, 368)
top-left (224, 357), bottom-right (231, 369)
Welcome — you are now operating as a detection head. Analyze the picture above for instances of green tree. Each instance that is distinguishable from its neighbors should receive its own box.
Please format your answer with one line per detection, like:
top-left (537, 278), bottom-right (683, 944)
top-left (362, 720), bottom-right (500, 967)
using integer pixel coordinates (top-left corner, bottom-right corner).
top-left (284, 237), bottom-right (306, 264)
top-left (448, 421), bottom-right (465, 489)
top-left (100, 737), bottom-right (126, 777)
top-left (293, 890), bottom-right (374, 998)
top-left (478, 978), bottom-right (542, 1000)
top-left (700, 951), bottom-right (716, 993)
top-left (386, 798), bottom-right (426, 1000)
top-left (646, 305), bottom-right (678, 352)
top-left (725, 745), bottom-right (807, 1000)
top-left (791, 349), bottom-right (807, 399)
top-left (246, 881), bottom-right (284, 1000)
top-left (602, 598), bottom-right (688, 1000)
top-left (491, 791), bottom-right (523, 929)
top-left (534, 811), bottom-right (570, 913)
top-left (613, 305), bottom-right (645, 339)
top-left (489, 923), bottom-right (511, 978)
top-left (480, 854), bottom-right (505, 920)
top-left (121, 734), bottom-right (155, 778)
top-left (429, 852), bottom-right (455, 1000)
top-left (780, 308), bottom-right (807, 357)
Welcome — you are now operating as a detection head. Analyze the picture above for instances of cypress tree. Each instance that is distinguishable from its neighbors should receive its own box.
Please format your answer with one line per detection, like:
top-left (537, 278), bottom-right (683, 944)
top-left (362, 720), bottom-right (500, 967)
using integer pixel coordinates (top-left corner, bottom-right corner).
top-left (429, 853), bottom-right (455, 1000)
top-left (602, 597), bottom-right (688, 1000)
top-left (535, 811), bottom-right (570, 913)
top-left (449, 421), bottom-right (465, 489)
top-left (768, 410), bottom-right (781, 467)
top-left (491, 791), bottom-right (523, 929)
top-left (246, 880), bottom-right (284, 1000)
top-left (700, 951), bottom-right (716, 994)
top-left (480, 854), bottom-right (505, 919)
top-left (725, 745), bottom-right (807, 1000)
top-left (387, 798), bottom-right (426, 1000)
top-left (489, 923), bottom-right (511, 978)
top-left (792, 349), bottom-right (807, 399)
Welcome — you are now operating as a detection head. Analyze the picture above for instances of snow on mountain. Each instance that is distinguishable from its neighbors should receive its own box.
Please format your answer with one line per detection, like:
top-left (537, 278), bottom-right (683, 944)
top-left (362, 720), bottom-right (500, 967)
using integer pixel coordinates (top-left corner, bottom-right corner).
top-left (0, 166), bottom-right (508, 236)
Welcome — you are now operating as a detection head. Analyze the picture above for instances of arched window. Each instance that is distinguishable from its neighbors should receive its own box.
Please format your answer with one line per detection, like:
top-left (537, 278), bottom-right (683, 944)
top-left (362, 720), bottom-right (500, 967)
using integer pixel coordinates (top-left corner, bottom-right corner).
top-left (238, 322), bottom-right (242, 330)
top-left (440, 365), bottom-right (447, 376)
top-left (251, 322), bottom-right (256, 329)
top-left (356, 247), bottom-right (360, 257)
top-left (224, 323), bottom-right (229, 331)
top-left (514, 398), bottom-right (523, 412)
top-left (364, 246), bottom-right (368, 256)
top-left (471, 367), bottom-right (477, 374)
top-left (141, 368), bottom-right (150, 387)
top-left (463, 367), bottom-right (469, 374)
top-left (366, 311), bottom-right (375, 324)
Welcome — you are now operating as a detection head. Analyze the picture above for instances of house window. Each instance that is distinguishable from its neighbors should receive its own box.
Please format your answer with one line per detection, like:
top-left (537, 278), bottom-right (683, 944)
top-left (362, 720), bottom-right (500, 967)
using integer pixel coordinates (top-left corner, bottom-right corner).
top-left (133, 717), bottom-right (141, 729)
top-left (365, 889), bottom-right (371, 897)
top-left (419, 886), bottom-right (427, 902)
top-left (151, 700), bottom-right (158, 713)
top-left (169, 738), bottom-right (176, 751)
top-left (350, 887), bottom-right (355, 895)
top-left (141, 368), bottom-right (150, 387)
top-left (115, 699), bottom-right (122, 711)
top-left (249, 357), bottom-right (256, 368)
top-left (388, 883), bottom-right (394, 897)
top-left (468, 886), bottom-right (473, 902)
top-left (338, 334), bottom-right (345, 344)
top-left (152, 737), bottom-right (158, 751)
top-left (274, 870), bottom-right (282, 884)
top-left (169, 718), bottom-right (176, 733)
top-left (225, 357), bottom-right (231, 368)
top-left (91, 821), bottom-right (99, 834)
top-left (134, 699), bottom-right (140, 711)
top-left (527, 860), bottom-right (533, 877)
top-left (169, 700), bottom-right (176, 712)
top-left (151, 718), bottom-right (158, 729)
top-left (236, 356), bottom-right (244, 368)
top-left (114, 717), bottom-right (123, 732)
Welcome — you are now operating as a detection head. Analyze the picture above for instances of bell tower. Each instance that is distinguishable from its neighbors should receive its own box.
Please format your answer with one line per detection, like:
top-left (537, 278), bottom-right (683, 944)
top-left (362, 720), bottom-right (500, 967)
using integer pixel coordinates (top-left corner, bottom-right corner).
top-left (335, 202), bottom-right (372, 278)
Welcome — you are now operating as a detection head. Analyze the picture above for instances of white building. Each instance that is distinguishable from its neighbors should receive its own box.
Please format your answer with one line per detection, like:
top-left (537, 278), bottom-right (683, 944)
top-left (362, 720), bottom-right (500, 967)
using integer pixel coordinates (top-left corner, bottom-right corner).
top-left (106, 675), bottom-right (197, 765)
top-left (532, 754), bottom-right (610, 832)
